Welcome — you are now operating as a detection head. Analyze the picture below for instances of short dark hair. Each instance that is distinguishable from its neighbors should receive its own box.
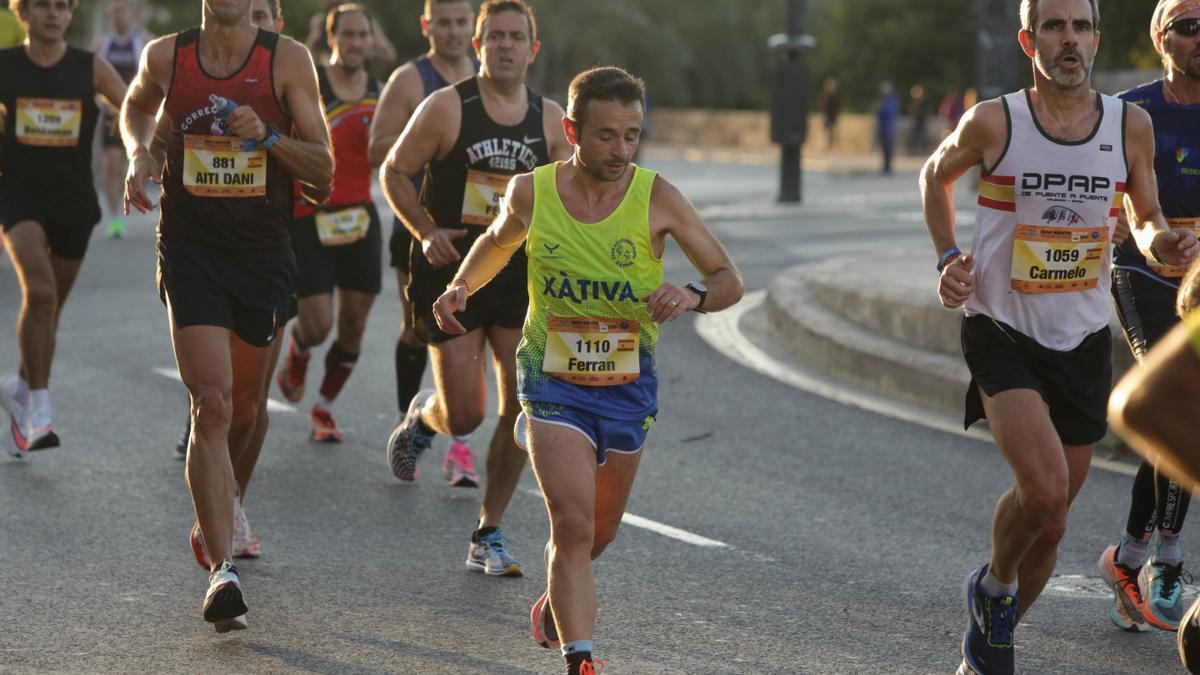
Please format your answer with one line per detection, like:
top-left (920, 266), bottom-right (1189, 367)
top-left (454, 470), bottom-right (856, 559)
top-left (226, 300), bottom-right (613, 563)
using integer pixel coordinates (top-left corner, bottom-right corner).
top-left (425, 0), bottom-right (471, 17)
top-left (474, 0), bottom-right (536, 43)
top-left (327, 2), bottom-right (372, 37)
top-left (9, 0), bottom-right (80, 15)
top-left (567, 66), bottom-right (646, 127)
top-left (1020, 0), bottom-right (1099, 32)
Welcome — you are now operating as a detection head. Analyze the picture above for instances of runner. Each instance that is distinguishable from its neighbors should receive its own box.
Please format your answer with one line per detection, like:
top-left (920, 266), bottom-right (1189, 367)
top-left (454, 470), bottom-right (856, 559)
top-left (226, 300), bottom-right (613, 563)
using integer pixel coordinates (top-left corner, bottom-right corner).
top-left (430, 65), bottom-right (742, 674)
top-left (368, 0), bottom-right (481, 486)
top-left (122, 0), bottom-right (332, 631)
top-left (276, 3), bottom-right (380, 443)
top-left (919, 1), bottom-right (1200, 673)
top-left (1098, 0), bottom-right (1200, 634)
top-left (93, 0), bottom-right (152, 239)
top-left (381, 0), bottom-right (570, 574)
top-left (0, 0), bottom-right (127, 456)
top-left (1110, 261), bottom-right (1200, 673)
top-left (172, 0), bottom-right (284, 461)
top-left (304, 0), bottom-right (395, 67)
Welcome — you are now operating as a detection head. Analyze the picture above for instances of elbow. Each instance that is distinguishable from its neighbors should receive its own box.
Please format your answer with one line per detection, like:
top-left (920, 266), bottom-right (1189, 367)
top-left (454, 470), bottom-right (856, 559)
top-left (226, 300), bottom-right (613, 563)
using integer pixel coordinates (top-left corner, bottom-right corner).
top-left (1109, 375), bottom-right (1152, 443)
top-left (367, 140), bottom-right (387, 169)
top-left (729, 271), bottom-right (745, 306)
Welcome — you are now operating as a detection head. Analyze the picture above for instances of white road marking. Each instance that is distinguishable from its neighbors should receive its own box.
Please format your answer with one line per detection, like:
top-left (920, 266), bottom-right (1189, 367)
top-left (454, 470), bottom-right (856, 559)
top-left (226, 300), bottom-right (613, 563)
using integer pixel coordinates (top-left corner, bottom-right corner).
top-left (522, 489), bottom-right (731, 549)
top-left (695, 290), bottom-right (1136, 478)
top-left (1044, 573), bottom-right (1198, 600)
top-left (152, 367), bottom-right (297, 414)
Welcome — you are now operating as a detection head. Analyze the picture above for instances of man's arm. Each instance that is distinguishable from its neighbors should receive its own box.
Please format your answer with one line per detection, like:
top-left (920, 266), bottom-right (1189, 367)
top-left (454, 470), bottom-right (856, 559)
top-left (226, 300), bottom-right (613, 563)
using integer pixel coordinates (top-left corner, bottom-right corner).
top-left (120, 36), bottom-right (173, 214)
top-left (1110, 317), bottom-right (1200, 490)
top-left (380, 90), bottom-right (464, 268)
top-left (542, 99), bottom-right (572, 161)
top-left (368, 64), bottom-right (421, 167)
top-left (94, 54), bottom-right (128, 113)
top-left (261, 38), bottom-right (333, 204)
top-left (432, 173), bottom-right (533, 334)
top-left (647, 177), bottom-right (743, 323)
top-left (1124, 104), bottom-right (1200, 268)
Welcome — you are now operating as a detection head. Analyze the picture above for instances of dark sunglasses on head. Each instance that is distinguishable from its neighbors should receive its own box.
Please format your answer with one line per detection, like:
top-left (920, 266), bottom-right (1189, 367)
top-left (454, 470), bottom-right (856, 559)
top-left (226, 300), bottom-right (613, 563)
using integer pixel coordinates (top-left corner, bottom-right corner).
top-left (1167, 17), bottom-right (1200, 37)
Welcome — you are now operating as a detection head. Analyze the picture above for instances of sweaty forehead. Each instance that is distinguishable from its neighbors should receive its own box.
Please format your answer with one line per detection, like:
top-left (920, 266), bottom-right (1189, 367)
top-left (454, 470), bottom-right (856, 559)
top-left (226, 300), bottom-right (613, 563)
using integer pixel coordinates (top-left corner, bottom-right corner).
top-left (483, 10), bottom-right (530, 35)
top-left (1035, 0), bottom-right (1094, 22)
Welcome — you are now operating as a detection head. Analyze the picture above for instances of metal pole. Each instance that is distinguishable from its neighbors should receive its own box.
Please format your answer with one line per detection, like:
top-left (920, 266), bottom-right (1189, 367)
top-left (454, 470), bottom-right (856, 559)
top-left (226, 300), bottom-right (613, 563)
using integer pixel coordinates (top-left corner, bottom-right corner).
top-left (778, 0), bottom-right (806, 203)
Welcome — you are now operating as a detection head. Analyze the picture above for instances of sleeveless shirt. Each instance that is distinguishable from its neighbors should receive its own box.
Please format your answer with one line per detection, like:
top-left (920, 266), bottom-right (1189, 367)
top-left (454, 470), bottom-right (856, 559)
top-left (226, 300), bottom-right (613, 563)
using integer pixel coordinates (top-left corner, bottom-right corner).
top-left (294, 65), bottom-right (378, 218)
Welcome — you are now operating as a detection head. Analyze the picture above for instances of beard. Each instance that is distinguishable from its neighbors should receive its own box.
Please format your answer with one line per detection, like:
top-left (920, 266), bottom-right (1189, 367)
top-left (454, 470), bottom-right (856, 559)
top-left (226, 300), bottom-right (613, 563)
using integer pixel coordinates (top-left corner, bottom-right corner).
top-left (1035, 47), bottom-right (1091, 89)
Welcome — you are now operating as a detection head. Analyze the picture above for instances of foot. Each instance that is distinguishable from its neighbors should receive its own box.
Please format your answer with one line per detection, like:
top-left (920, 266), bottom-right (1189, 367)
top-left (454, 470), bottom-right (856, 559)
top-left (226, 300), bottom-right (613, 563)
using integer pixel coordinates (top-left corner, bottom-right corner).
top-left (106, 219), bottom-right (125, 239)
top-left (442, 437), bottom-right (479, 487)
top-left (175, 416), bottom-right (190, 460)
top-left (233, 501), bottom-right (262, 559)
top-left (190, 522), bottom-right (210, 570)
top-left (1097, 544), bottom-right (1149, 632)
top-left (960, 564), bottom-right (1016, 675)
top-left (466, 528), bottom-right (523, 577)
top-left (276, 340), bottom-right (309, 403)
top-left (1141, 559), bottom-right (1189, 631)
top-left (309, 406), bottom-right (344, 443)
top-left (0, 376), bottom-right (54, 455)
top-left (531, 590), bottom-right (560, 649)
top-left (387, 389), bottom-right (435, 482)
top-left (203, 562), bottom-right (248, 633)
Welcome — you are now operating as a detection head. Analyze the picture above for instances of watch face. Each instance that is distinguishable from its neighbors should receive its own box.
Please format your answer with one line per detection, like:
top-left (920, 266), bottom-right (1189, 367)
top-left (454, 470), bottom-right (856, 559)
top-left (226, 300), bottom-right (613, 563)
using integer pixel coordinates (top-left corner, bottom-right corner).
top-left (689, 281), bottom-right (707, 293)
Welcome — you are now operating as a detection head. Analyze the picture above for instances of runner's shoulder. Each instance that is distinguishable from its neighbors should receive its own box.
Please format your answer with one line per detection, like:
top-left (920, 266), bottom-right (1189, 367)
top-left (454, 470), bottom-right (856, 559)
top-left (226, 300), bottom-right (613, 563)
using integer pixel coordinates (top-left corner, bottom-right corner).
top-left (1118, 80), bottom-right (1163, 109)
top-left (139, 35), bottom-right (178, 80)
top-left (506, 171), bottom-right (535, 211)
top-left (273, 35), bottom-right (317, 74)
top-left (414, 85), bottom-right (461, 120)
top-left (647, 173), bottom-right (695, 221)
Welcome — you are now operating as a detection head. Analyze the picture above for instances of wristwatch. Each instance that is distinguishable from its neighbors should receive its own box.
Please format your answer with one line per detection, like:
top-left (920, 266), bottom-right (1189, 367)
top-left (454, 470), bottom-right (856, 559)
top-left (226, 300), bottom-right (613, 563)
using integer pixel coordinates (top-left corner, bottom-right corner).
top-left (258, 122), bottom-right (281, 149)
top-left (685, 281), bottom-right (708, 313)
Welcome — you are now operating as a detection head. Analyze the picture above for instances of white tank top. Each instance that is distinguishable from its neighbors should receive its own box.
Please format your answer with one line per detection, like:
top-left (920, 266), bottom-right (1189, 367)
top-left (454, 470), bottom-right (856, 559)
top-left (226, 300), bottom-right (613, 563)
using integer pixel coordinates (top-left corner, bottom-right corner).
top-left (966, 89), bottom-right (1127, 351)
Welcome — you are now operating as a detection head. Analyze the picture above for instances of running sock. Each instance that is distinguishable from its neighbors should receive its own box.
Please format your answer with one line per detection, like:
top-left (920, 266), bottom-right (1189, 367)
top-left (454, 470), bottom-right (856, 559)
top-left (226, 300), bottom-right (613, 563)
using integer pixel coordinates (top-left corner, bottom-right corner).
top-left (562, 640), bottom-right (593, 656)
top-left (473, 525), bottom-right (498, 542)
top-left (1156, 532), bottom-right (1184, 567)
top-left (314, 396), bottom-right (334, 411)
top-left (452, 435), bottom-right (470, 445)
top-left (395, 339), bottom-right (427, 416)
top-left (14, 375), bottom-right (29, 404)
top-left (1118, 533), bottom-right (1152, 569)
top-left (318, 343), bottom-right (358, 402)
top-left (29, 389), bottom-right (51, 428)
top-left (981, 569), bottom-right (1018, 598)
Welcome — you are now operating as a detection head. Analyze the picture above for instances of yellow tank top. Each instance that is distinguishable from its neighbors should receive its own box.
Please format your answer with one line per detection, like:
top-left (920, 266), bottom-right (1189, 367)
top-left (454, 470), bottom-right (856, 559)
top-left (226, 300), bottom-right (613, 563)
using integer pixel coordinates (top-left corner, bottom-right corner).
top-left (516, 162), bottom-right (662, 419)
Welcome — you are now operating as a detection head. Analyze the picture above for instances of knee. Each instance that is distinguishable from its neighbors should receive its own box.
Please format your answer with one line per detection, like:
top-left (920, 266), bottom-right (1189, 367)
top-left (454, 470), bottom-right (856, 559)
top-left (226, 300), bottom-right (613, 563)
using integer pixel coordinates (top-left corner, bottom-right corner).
top-left (445, 406), bottom-right (484, 436)
top-left (1019, 476), bottom-right (1069, 523)
top-left (22, 279), bottom-right (56, 311)
top-left (551, 509), bottom-right (595, 553)
top-left (230, 391), bottom-right (263, 429)
top-left (191, 386), bottom-right (232, 435)
top-left (592, 516), bottom-right (622, 557)
top-left (337, 314), bottom-right (369, 346)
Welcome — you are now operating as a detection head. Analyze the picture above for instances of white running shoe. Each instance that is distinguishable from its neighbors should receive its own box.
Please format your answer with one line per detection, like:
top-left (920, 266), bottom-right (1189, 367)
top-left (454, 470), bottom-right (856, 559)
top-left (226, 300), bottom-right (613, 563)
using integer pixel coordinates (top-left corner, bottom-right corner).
top-left (233, 501), bottom-right (262, 559)
top-left (203, 562), bottom-right (248, 633)
top-left (466, 528), bottom-right (523, 576)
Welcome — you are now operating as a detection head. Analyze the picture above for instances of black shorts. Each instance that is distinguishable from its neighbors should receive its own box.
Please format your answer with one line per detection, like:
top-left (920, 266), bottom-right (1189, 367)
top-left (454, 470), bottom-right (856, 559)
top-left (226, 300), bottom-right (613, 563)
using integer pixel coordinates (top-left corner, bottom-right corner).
top-left (1111, 267), bottom-right (1179, 362)
top-left (157, 237), bottom-right (296, 348)
top-left (961, 314), bottom-right (1112, 446)
top-left (291, 202), bottom-right (383, 298)
top-left (389, 215), bottom-right (413, 274)
top-left (0, 186), bottom-right (100, 260)
top-left (411, 279), bottom-right (528, 344)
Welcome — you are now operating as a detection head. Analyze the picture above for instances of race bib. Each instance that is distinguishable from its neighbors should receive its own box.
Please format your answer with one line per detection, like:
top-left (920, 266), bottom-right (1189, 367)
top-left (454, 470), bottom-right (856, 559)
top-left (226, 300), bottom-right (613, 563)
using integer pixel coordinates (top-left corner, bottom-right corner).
top-left (182, 135), bottom-right (266, 197)
top-left (1146, 218), bottom-right (1200, 278)
top-left (461, 169), bottom-right (508, 225)
top-left (15, 97), bottom-right (81, 147)
top-left (1011, 224), bottom-right (1107, 294)
top-left (543, 317), bottom-right (640, 386)
top-left (315, 206), bottom-right (370, 246)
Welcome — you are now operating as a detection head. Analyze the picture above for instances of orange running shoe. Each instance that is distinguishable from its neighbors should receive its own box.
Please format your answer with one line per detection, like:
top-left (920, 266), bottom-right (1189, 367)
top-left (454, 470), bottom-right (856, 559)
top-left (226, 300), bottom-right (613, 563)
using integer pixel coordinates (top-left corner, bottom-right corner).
top-left (1098, 544), bottom-right (1149, 632)
top-left (309, 406), bottom-right (344, 443)
top-left (276, 340), bottom-right (309, 403)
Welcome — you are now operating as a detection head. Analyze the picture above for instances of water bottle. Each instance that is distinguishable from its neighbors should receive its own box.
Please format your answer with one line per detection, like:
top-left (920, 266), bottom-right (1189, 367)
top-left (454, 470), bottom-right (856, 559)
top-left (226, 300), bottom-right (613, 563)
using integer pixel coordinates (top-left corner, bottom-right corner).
top-left (209, 94), bottom-right (256, 150)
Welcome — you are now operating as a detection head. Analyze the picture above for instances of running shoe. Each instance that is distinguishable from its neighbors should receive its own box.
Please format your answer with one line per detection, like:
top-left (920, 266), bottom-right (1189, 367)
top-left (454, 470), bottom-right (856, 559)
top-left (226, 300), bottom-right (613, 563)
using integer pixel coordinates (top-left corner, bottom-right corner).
top-left (387, 388), bottom-right (435, 482)
top-left (276, 340), bottom-right (309, 403)
top-left (309, 406), bottom-right (344, 443)
top-left (1140, 559), bottom-right (1190, 631)
top-left (442, 437), bottom-right (479, 487)
top-left (531, 590), bottom-right (560, 649)
top-left (958, 564), bottom-right (1016, 675)
top-left (514, 410), bottom-right (529, 452)
top-left (0, 375), bottom-right (28, 456)
top-left (203, 561), bottom-right (248, 633)
top-left (106, 218), bottom-right (125, 239)
top-left (466, 528), bottom-right (523, 576)
top-left (233, 501), bottom-right (262, 559)
top-left (1179, 596), bottom-right (1200, 672)
top-left (190, 521), bottom-right (210, 570)
top-left (175, 416), bottom-right (190, 459)
top-left (1098, 544), bottom-right (1149, 631)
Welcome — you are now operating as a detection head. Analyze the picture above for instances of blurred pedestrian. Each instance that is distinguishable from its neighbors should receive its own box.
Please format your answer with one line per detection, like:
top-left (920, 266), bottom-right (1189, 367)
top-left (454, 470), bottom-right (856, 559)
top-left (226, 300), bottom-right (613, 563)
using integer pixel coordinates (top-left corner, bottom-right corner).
top-left (907, 84), bottom-right (930, 154)
top-left (876, 81), bottom-right (899, 174)
top-left (305, 0), bottom-right (395, 66)
top-left (939, 87), bottom-right (965, 137)
top-left (820, 77), bottom-right (842, 152)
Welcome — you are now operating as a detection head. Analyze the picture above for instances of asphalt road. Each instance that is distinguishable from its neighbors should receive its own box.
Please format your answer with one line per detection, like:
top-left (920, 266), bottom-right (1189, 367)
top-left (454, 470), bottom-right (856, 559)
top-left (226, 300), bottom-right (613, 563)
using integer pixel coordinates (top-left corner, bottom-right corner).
top-left (0, 155), bottom-right (1185, 673)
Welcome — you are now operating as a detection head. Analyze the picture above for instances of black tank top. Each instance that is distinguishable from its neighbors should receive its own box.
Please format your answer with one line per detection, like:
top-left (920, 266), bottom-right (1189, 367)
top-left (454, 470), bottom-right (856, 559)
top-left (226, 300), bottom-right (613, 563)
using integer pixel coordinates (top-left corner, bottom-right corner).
top-left (0, 45), bottom-right (100, 217)
top-left (160, 28), bottom-right (293, 250)
top-left (409, 54), bottom-right (479, 194)
top-left (411, 77), bottom-right (548, 300)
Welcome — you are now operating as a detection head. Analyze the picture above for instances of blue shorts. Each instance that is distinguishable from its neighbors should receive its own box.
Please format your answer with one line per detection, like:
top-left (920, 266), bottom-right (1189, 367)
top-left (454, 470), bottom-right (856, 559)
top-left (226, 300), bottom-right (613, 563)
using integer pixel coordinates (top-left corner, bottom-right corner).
top-left (522, 400), bottom-right (655, 466)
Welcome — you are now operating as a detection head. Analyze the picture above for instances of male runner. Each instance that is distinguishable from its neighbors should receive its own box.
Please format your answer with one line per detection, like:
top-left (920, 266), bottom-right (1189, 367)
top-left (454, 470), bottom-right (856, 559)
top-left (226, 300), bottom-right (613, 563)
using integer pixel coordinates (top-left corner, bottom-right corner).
top-left (1098, 0), bottom-right (1200, 634)
top-left (1111, 262), bottom-right (1200, 673)
top-left (381, 0), bottom-right (570, 575)
top-left (123, 0), bottom-right (332, 631)
top-left (276, 3), bottom-right (380, 443)
top-left (0, 0), bottom-right (127, 456)
top-left (368, 0), bottom-right (481, 486)
top-left (431, 65), bottom-right (742, 675)
top-left (93, 0), bottom-right (152, 239)
top-left (919, 1), bottom-right (1200, 672)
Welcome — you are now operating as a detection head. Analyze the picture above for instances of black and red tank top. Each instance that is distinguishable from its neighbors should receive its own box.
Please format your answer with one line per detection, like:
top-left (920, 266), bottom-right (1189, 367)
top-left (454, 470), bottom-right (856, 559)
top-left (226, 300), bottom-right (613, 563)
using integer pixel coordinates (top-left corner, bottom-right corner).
top-left (410, 77), bottom-right (549, 296)
top-left (160, 27), bottom-right (292, 249)
top-left (294, 65), bottom-right (378, 218)
top-left (0, 45), bottom-right (99, 216)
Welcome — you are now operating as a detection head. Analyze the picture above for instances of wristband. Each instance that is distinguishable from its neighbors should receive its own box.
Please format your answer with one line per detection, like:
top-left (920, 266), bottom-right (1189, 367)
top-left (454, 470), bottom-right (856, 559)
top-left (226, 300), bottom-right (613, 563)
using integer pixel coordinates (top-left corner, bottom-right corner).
top-left (258, 122), bottom-right (281, 149)
top-left (936, 247), bottom-right (962, 272)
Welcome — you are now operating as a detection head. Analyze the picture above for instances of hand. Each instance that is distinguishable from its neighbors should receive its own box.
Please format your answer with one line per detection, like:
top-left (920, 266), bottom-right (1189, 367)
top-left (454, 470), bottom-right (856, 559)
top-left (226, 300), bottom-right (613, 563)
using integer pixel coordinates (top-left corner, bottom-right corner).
top-left (1112, 209), bottom-right (1131, 247)
top-left (642, 282), bottom-right (698, 323)
top-left (1151, 229), bottom-right (1200, 268)
top-left (124, 147), bottom-right (161, 215)
top-left (420, 228), bottom-right (468, 268)
top-left (432, 282), bottom-right (468, 334)
top-left (938, 253), bottom-right (974, 309)
top-left (225, 105), bottom-right (267, 144)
